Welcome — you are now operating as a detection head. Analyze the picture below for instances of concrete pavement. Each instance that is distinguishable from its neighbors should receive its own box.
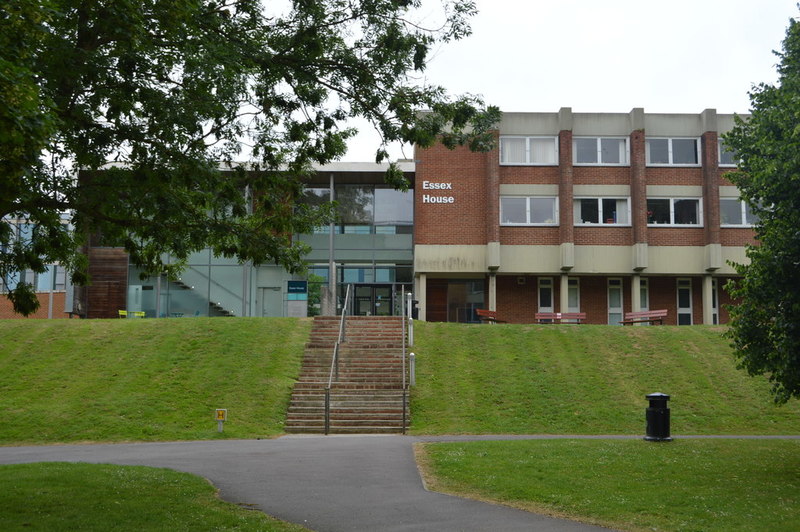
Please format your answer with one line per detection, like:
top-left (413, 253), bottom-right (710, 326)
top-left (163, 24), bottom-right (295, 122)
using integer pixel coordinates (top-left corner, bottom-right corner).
top-left (0, 435), bottom-right (609, 531)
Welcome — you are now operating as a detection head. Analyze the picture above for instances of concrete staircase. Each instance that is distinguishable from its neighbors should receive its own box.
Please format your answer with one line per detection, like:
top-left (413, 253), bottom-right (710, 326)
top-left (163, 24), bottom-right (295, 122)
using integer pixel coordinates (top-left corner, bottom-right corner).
top-left (285, 316), bottom-right (409, 434)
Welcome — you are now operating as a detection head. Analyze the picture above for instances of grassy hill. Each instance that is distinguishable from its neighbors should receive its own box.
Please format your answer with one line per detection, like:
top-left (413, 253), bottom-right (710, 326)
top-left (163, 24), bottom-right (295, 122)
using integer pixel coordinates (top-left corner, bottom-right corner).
top-left (0, 318), bottom-right (310, 445)
top-left (410, 322), bottom-right (800, 435)
top-left (1, 318), bottom-right (798, 445)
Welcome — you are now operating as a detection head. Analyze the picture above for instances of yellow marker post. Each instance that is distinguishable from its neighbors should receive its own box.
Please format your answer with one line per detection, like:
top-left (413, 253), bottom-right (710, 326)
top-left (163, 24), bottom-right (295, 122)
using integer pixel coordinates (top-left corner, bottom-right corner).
top-left (215, 409), bottom-right (227, 432)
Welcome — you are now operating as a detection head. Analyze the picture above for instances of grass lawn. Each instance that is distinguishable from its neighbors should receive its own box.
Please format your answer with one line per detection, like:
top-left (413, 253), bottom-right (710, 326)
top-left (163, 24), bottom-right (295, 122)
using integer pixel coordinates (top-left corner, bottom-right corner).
top-left (0, 462), bottom-right (308, 531)
top-left (0, 318), bottom-right (310, 444)
top-left (418, 438), bottom-right (800, 532)
top-left (411, 322), bottom-right (800, 435)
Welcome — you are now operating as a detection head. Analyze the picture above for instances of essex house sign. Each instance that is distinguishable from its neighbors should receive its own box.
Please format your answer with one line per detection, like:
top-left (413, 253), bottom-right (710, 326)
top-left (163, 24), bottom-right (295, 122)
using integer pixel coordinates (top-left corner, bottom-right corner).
top-left (421, 180), bottom-right (455, 204)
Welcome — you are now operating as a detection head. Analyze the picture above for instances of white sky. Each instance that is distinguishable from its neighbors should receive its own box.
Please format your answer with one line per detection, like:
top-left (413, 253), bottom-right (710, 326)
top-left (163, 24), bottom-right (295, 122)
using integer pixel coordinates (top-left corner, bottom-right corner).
top-left (341, 0), bottom-right (799, 161)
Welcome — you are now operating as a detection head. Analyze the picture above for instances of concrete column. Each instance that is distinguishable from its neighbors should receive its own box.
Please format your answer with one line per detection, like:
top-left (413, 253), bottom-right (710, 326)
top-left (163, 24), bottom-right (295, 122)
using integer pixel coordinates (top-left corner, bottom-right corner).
top-left (488, 273), bottom-right (497, 312)
top-left (702, 274), bottom-right (715, 325)
top-left (415, 273), bottom-right (427, 322)
top-left (559, 274), bottom-right (569, 313)
top-left (631, 274), bottom-right (642, 313)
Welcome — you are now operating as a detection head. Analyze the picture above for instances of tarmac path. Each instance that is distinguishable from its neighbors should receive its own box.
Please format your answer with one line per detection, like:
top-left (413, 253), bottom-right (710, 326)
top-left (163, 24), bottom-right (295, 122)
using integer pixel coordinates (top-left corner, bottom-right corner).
top-left (0, 435), bottom-right (612, 531)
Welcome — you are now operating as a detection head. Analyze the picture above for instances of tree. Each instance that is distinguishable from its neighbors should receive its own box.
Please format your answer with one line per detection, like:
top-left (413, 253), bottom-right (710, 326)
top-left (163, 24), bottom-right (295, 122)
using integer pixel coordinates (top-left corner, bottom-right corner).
top-left (0, 0), bottom-right (500, 315)
top-left (724, 13), bottom-right (800, 403)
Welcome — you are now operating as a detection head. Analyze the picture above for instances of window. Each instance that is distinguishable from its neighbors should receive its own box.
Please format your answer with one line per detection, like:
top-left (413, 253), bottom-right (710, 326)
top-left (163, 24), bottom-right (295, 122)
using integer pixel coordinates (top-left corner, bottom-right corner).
top-left (718, 139), bottom-right (737, 167)
top-left (720, 198), bottom-right (758, 226)
top-left (500, 136), bottom-right (558, 165)
top-left (573, 137), bottom-right (628, 165)
top-left (677, 278), bottom-right (692, 325)
top-left (646, 138), bottom-right (700, 165)
top-left (608, 278), bottom-right (623, 325)
top-left (647, 198), bottom-right (701, 226)
top-left (500, 197), bottom-right (558, 225)
top-left (573, 198), bottom-right (630, 225)
top-left (567, 278), bottom-right (579, 313)
top-left (538, 278), bottom-right (553, 314)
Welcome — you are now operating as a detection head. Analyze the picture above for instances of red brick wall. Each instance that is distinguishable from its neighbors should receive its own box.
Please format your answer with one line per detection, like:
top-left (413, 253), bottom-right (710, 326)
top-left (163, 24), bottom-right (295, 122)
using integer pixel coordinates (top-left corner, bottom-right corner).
top-left (414, 143), bottom-right (490, 245)
top-left (0, 292), bottom-right (69, 319)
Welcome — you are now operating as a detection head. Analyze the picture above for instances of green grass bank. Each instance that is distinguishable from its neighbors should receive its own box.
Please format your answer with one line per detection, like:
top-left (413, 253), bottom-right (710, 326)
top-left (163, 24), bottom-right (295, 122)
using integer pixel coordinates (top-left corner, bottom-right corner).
top-left (410, 322), bottom-right (800, 434)
top-left (0, 318), bottom-right (309, 445)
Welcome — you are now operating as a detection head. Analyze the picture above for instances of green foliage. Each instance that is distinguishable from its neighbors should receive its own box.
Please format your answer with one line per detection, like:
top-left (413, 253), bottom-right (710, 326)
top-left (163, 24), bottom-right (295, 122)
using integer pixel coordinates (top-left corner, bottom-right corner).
top-left (723, 14), bottom-right (800, 403)
top-left (422, 439), bottom-right (800, 531)
top-left (411, 322), bottom-right (800, 434)
top-left (0, 318), bottom-right (309, 444)
top-left (0, 462), bottom-right (308, 531)
top-left (0, 0), bottom-right (500, 315)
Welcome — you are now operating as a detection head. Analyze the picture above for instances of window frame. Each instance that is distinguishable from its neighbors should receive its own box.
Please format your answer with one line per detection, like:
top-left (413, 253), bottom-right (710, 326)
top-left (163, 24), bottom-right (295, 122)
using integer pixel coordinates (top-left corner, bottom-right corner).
top-left (718, 138), bottom-right (737, 167)
top-left (572, 136), bottom-right (629, 166)
top-left (720, 198), bottom-right (758, 227)
top-left (573, 197), bottom-right (631, 226)
top-left (645, 137), bottom-right (701, 167)
top-left (646, 197), bottom-right (703, 227)
top-left (500, 196), bottom-right (559, 226)
top-left (499, 136), bottom-right (559, 166)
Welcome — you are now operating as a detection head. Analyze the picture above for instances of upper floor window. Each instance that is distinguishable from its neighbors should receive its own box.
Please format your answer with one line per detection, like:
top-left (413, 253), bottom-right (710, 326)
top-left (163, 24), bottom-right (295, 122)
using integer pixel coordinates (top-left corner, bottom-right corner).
top-left (647, 198), bottom-right (702, 226)
top-left (573, 137), bottom-right (628, 165)
top-left (646, 138), bottom-right (700, 166)
top-left (718, 139), bottom-right (737, 167)
top-left (500, 136), bottom-right (558, 165)
top-left (720, 198), bottom-right (758, 226)
top-left (573, 198), bottom-right (630, 225)
top-left (500, 196), bottom-right (558, 225)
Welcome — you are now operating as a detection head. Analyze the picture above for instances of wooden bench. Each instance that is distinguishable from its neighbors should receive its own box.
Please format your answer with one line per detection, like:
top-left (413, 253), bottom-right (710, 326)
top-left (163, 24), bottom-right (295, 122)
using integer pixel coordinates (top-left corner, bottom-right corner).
top-left (476, 309), bottom-right (506, 324)
top-left (620, 309), bottom-right (668, 325)
top-left (535, 312), bottom-right (587, 324)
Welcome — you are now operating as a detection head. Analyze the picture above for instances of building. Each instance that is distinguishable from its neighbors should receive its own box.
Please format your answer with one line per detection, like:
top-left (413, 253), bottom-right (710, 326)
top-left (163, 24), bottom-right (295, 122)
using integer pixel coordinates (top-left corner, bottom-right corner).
top-left (413, 108), bottom-right (753, 325)
top-left (2, 109), bottom-right (755, 324)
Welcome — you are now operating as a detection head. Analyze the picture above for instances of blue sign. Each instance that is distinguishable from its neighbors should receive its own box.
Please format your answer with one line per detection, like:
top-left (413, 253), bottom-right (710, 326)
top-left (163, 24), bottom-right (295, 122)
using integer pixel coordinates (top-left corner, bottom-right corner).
top-left (287, 281), bottom-right (308, 294)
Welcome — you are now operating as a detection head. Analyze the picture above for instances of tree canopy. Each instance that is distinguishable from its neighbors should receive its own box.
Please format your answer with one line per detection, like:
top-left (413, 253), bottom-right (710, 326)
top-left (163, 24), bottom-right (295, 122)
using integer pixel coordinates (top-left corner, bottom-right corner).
top-left (724, 13), bottom-right (800, 403)
top-left (0, 0), bottom-right (499, 315)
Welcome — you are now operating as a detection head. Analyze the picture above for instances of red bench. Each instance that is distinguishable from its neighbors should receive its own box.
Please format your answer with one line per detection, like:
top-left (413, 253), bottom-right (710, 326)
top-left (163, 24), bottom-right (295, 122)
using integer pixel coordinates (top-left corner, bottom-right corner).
top-left (476, 309), bottom-right (506, 323)
top-left (535, 312), bottom-right (587, 324)
top-left (620, 309), bottom-right (668, 325)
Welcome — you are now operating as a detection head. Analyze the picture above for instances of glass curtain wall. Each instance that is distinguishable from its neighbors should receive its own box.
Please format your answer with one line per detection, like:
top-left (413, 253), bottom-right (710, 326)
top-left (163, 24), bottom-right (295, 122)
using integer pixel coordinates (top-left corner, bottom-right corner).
top-left (127, 251), bottom-right (251, 317)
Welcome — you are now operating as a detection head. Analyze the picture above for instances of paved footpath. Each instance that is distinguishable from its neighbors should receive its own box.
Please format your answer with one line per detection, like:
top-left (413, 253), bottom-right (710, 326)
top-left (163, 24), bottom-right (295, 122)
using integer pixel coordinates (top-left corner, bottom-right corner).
top-left (0, 435), bottom-right (614, 531)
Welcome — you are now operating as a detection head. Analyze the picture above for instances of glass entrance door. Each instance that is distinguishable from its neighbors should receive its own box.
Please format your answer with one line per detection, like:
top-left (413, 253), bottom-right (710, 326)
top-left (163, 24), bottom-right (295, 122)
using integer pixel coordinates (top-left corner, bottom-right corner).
top-left (352, 284), bottom-right (395, 316)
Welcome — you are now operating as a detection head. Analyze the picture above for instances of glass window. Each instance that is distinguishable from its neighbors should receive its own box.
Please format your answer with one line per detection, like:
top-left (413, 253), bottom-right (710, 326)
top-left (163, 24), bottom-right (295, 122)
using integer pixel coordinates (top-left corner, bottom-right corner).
top-left (500, 137), bottom-right (527, 164)
top-left (575, 138), bottom-right (598, 164)
top-left (720, 198), bottom-right (759, 226)
top-left (719, 139), bottom-right (737, 166)
top-left (501, 197), bottom-right (558, 225)
top-left (36, 265), bottom-right (53, 291)
top-left (500, 136), bottom-right (557, 165)
top-left (647, 198), bottom-right (701, 226)
top-left (374, 188), bottom-right (413, 226)
top-left (646, 139), bottom-right (670, 164)
top-left (530, 197), bottom-right (556, 224)
top-left (567, 278), bottom-right (579, 312)
top-left (720, 198), bottom-right (743, 225)
top-left (574, 198), bottom-right (629, 225)
top-left (336, 185), bottom-right (373, 224)
top-left (674, 199), bottom-right (699, 224)
top-left (500, 197), bottom-right (527, 224)
top-left (672, 139), bottom-right (698, 164)
top-left (573, 137), bottom-right (628, 165)
top-left (646, 138), bottom-right (700, 165)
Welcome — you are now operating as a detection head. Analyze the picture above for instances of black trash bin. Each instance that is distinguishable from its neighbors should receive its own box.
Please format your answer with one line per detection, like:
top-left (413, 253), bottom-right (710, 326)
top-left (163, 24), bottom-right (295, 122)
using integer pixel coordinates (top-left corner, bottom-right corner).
top-left (644, 392), bottom-right (672, 442)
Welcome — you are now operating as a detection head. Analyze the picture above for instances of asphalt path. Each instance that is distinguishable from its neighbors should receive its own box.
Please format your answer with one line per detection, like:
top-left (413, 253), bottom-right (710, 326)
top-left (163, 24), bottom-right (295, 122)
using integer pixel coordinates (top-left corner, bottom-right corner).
top-left (0, 435), bottom-right (611, 531)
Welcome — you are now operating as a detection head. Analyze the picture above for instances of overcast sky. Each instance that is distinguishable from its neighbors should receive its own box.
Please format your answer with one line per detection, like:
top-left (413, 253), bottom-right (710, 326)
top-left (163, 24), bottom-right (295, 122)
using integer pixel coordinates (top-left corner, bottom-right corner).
top-left (341, 0), bottom-right (799, 161)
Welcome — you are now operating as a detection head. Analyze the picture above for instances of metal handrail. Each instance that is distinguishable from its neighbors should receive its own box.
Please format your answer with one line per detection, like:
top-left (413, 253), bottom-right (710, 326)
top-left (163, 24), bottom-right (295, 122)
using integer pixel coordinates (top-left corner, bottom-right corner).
top-left (325, 284), bottom-right (351, 434)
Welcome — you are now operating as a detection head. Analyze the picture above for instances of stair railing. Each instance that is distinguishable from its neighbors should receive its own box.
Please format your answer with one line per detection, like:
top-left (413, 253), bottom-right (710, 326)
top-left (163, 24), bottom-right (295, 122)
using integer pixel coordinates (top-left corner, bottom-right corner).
top-left (325, 283), bottom-right (351, 435)
top-left (401, 288), bottom-right (408, 434)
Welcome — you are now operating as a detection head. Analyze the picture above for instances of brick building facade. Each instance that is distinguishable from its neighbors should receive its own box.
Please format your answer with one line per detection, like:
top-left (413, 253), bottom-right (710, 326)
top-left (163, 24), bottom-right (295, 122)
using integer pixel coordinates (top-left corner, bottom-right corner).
top-left (413, 108), bottom-right (753, 325)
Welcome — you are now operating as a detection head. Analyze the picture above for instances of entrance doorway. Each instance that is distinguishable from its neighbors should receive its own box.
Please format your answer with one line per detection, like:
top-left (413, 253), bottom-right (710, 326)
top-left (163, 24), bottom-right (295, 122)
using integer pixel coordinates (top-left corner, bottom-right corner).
top-left (351, 284), bottom-right (400, 316)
